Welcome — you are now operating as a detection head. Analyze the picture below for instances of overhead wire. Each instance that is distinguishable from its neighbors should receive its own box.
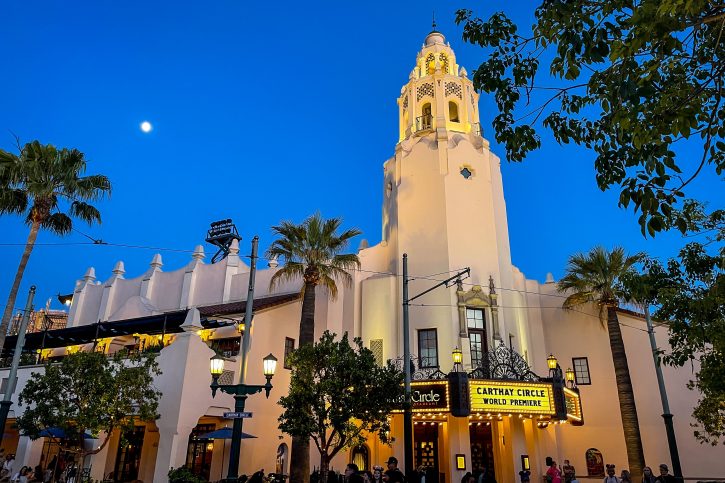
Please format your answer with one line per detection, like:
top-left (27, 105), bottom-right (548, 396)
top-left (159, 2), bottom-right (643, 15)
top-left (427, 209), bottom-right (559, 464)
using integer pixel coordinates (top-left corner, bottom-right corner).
top-left (0, 232), bottom-right (685, 330)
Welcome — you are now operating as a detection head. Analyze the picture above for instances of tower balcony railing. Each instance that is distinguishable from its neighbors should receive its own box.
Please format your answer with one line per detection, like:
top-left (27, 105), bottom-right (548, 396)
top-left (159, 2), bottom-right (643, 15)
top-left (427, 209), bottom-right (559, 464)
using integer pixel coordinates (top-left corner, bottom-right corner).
top-left (415, 115), bottom-right (433, 133)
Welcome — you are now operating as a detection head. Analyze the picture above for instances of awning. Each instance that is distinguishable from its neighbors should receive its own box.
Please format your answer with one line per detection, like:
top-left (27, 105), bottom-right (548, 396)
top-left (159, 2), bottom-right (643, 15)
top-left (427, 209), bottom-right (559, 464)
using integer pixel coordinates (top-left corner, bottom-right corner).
top-left (200, 427), bottom-right (256, 439)
top-left (1, 310), bottom-right (209, 354)
top-left (1, 293), bottom-right (300, 356)
top-left (38, 427), bottom-right (94, 439)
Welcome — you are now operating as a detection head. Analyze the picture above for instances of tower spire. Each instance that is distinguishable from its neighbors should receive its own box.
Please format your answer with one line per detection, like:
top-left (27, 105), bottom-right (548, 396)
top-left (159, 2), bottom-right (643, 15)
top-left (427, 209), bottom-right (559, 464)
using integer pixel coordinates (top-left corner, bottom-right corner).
top-left (432, 11), bottom-right (437, 31)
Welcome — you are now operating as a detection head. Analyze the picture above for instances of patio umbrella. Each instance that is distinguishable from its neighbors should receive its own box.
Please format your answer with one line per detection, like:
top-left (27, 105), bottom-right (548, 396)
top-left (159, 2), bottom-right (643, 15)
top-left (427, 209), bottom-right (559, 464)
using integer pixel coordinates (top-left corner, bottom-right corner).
top-left (200, 427), bottom-right (256, 439)
top-left (200, 427), bottom-right (257, 481)
top-left (38, 427), bottom-right (94, 439)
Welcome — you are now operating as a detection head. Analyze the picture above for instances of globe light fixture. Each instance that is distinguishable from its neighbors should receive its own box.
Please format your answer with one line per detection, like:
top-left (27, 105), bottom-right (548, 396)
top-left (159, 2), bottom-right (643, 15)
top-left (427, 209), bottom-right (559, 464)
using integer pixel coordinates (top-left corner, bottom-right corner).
top-left (210, 354), bottom-right (225, 378)
top-left (263, 353), bottom-right (278, 378)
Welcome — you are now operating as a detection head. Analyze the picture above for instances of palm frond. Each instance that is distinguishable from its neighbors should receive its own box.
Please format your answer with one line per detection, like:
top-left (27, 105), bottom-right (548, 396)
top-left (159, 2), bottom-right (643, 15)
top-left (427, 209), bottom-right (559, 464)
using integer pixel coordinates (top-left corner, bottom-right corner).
top-left (0, 188), bottom-right (28, 215)
top-left (41, 212), bottom-right (73, 235)
top-left (69, 201), bottom-right (102, 225)
top-left (269, 262), bottom-right (306, 292)
top-left (0, 140), bottom-right (110, 237)
top-left (558, 245), bottom-right (643, 321)
top-left (266, 213), bottom-right (361, 296)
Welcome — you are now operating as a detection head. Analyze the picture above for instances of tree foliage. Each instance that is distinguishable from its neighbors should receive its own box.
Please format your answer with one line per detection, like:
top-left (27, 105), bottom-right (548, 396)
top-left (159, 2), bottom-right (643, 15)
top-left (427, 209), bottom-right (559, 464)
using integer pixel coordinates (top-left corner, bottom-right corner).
top-left (278, 331), bottom-right (403, 482)
top-left (16, 350), bottom-right (161, 461)
top-left (455, 2), bottom-right (724, 236)
top-left (631, 216), bottom-right (724, 444)
top-left (0, 140), bottom-right (111, 352)
top-left (267, 213), bottom-right (361, 302)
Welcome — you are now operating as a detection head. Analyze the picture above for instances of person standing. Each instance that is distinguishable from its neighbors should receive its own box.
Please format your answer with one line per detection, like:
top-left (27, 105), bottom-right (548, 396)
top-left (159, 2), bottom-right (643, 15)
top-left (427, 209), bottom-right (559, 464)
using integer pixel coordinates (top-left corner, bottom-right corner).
top-left (2, 455), bottom-right (15, 482)
top-left (518, 468), bottom-right (531, 483)
top-left (641, 467), bottom-right (656, 483)
top-left (620, 470), bottom-right (632, 483)
top-left (562, 461), bottom-right (576, 483)
top-left (383, 457), bottom-right (405, 483)
top-left (546, 462), bottom-right (562, 483)
top-left (654, 464), bottom-right (676, 483)
top-left (346, 464), bottom-right (364, 483)
top-left (603, 465), bottom-right (621, 483)
top-left (372, 467), bottom-right (385, 483)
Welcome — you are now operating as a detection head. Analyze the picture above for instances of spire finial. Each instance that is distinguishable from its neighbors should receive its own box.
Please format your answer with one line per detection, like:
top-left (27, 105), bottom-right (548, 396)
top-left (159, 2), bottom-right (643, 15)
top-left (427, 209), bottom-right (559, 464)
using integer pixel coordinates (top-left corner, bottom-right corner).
top-left (432, 11), bottom-right (437, 30)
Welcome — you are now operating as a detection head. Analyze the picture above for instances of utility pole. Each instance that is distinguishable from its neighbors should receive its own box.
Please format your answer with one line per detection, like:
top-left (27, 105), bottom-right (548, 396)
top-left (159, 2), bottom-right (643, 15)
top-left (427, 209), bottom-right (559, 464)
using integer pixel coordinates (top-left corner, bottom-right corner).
top-left (644, 305), bottom-right (682, 478)
top-left (402, 254), bottom-right (412, 478)
top-left (402, 255), bottom-right (470, 478)
top-left (0, 285), bottom-right (36, 438)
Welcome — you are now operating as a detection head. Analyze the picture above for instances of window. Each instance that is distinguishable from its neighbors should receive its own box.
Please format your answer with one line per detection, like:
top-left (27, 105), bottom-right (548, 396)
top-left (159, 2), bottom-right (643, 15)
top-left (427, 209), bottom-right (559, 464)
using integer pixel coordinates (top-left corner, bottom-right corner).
top-left (351, 445), bottom-right (370, 471)
top-left (209, 337), bottom-right (240, 358)
top-left (572, 357), bottom-right (591, 385)
top-left (449, 101), bottom-right (460, 122)
top-left (460, 167), bottom-right (472, 179)
top-left (284, 337), bottom-right (295, 369)
top-left (370, 339), bottom-right (383, 366)
top-left (276, 443), bottom-right (289, 475)
top-left (418, 329), bottom-right (438, 368)
top-left (467, 308), bottom-right (487, 367)
top-left (585, 448), bottom-right (604, 476)
top-left (466, 308), bottom-right (485, 329)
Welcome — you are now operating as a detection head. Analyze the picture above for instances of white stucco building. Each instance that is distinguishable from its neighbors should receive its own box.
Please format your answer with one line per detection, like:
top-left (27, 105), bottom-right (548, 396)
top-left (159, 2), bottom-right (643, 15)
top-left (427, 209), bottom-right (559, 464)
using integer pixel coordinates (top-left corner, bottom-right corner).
top-left (1, 29), bottom-right (724, 483)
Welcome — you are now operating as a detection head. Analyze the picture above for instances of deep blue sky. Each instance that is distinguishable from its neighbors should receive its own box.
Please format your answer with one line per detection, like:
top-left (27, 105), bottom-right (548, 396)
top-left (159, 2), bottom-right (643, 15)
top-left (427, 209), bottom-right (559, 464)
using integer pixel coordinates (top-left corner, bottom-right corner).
top-left (0, 1), bottom-right (721, 312)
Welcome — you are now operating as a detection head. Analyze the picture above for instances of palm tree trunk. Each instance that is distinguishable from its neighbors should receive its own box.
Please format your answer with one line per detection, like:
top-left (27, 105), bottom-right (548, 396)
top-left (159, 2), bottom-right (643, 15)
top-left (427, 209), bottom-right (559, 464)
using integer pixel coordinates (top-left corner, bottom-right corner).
top-left (299, 282), bottom-right (317, 346)
top-left (289, 282), bottom-right (317, 483)
top-left (606, 306), bottom-right (645, 480)
top-left (0, 221), bottom-right (40, 352)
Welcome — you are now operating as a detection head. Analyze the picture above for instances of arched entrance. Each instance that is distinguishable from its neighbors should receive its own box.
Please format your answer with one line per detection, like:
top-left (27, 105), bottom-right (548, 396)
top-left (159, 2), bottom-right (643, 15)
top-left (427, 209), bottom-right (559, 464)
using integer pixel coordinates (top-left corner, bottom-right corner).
top-left (276, 443), bottom-right (289, 475)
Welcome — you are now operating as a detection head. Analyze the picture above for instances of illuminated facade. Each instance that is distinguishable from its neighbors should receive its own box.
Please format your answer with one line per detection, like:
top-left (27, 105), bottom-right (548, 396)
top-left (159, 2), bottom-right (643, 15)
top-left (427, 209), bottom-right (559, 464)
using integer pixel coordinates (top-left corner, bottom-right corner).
top-left (1, 28), bottom-right (725, 483)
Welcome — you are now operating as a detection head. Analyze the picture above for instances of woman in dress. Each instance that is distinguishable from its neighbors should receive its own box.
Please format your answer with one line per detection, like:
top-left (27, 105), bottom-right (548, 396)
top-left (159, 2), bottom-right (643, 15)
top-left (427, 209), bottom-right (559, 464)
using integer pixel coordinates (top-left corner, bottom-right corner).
top-left (546, 462), bottom-right (562, 483)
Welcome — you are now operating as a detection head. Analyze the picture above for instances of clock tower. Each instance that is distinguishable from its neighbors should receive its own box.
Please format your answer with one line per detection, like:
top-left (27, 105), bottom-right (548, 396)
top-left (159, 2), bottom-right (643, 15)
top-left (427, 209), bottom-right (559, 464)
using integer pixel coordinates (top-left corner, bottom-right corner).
top-left (362, 27), bottom-right (533, 376)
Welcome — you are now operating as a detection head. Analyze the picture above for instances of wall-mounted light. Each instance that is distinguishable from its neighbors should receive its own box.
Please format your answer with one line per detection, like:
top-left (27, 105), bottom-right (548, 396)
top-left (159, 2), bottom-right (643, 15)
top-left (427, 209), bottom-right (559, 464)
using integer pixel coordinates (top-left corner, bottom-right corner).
top-left (455, 454), bottom-right (466, 470)
top-left (452, 347), bottom-right (463, 365)
top-left (521, 454), bottom-right (530, 471)
top-left (565, 367), bottom-right (576, 387)
top-left (546, 354), bottom-right (558, 370)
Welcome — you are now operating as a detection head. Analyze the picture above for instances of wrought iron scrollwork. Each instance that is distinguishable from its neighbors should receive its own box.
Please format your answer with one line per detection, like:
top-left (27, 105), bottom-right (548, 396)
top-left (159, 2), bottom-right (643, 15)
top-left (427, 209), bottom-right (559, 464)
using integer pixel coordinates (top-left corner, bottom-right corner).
top-left (469, 345), bottom-right (541, 381)
top-left (391, 355), bottom-right (448, 380)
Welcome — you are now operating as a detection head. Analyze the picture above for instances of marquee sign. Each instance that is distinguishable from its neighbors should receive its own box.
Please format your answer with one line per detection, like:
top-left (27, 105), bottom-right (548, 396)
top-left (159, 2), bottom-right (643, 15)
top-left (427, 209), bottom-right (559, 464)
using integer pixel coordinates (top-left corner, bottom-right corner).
top-left (393, 381), bottom-right (450, 413)
top-left (469, 381), bottom-right (555, 415)
top-left (564, 387), bottom-right (583, 424)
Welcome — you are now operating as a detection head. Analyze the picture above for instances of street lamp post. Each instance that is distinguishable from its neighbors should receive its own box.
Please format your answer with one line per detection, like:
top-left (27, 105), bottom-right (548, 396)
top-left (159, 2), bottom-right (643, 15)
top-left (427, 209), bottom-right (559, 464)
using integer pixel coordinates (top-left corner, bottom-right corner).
top-left (0, 286), bottom-right (36, 439)
top-left (210, 352), bottom-right (278, 483)
top-left (643, 305), bottom-right (682, 478)
top-left (208, 235), bottom-right (279, 483)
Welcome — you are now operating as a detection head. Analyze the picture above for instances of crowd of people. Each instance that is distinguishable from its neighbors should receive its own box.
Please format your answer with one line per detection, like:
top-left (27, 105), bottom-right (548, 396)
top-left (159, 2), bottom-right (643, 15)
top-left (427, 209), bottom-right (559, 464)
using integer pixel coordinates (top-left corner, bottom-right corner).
top-left (543, 458), bottom-right (678, 483)
top-left (343, 456), bottom-right (406, 483)
top-left (0, 451), bottom-right (82, 483)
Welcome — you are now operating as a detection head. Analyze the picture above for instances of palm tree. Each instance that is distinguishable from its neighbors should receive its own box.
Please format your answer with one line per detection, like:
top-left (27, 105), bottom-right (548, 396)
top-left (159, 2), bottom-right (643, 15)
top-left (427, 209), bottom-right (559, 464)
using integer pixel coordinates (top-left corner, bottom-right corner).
top-left (557, 246), bottom-right (645, 479)
top-left (0, 141), bottom-right (111, 352)
top-left (266, 213), bottom-right (361, 483)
